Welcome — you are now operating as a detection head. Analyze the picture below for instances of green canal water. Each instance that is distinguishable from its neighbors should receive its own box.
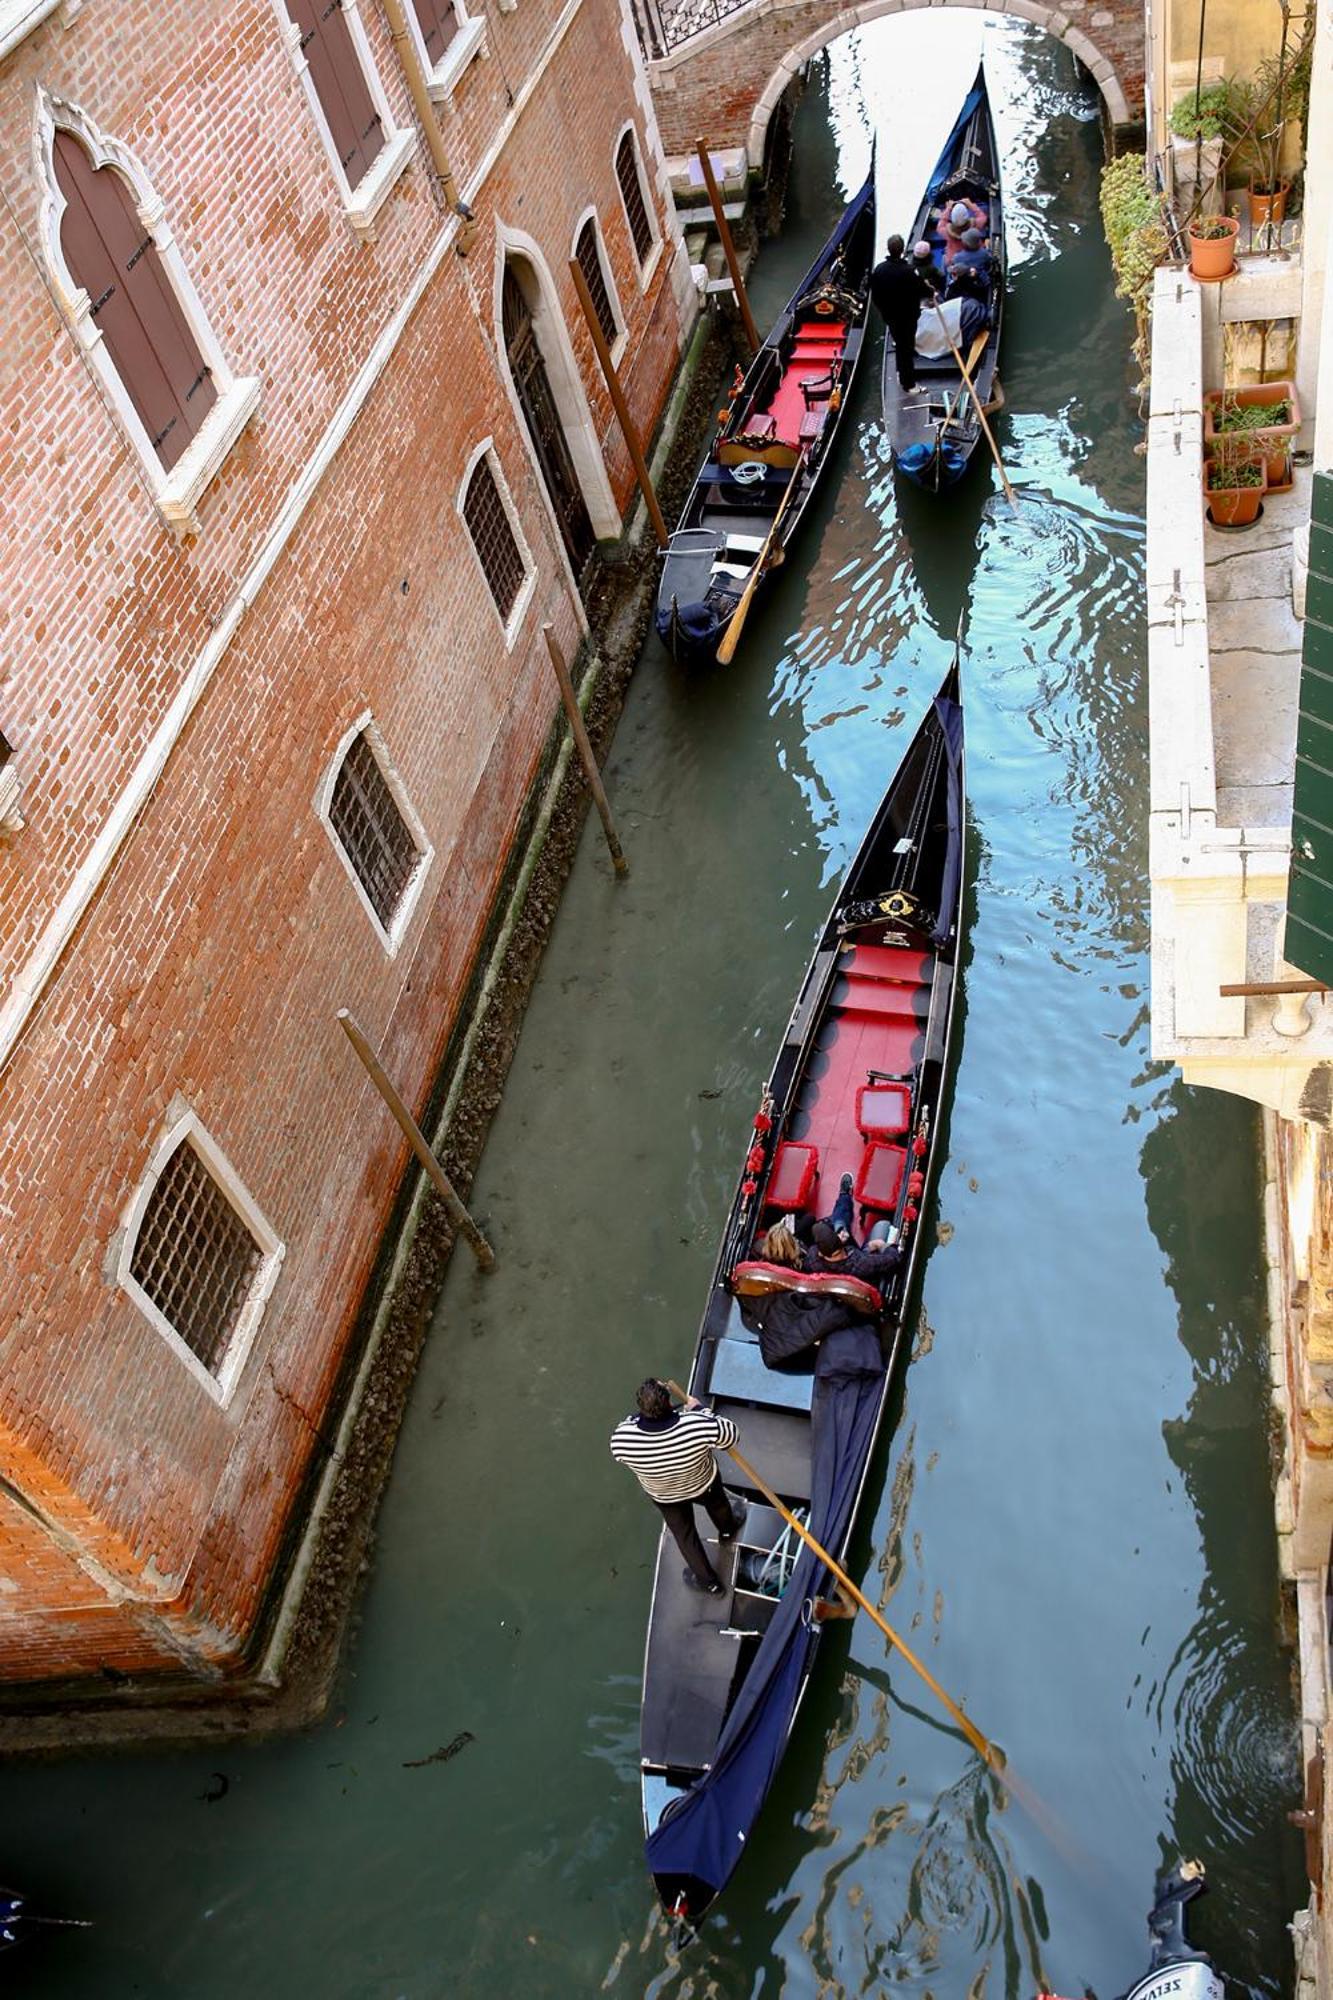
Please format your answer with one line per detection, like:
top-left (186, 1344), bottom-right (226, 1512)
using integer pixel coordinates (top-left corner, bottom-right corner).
top-left (4, 20), bottom-right (1304, 1997)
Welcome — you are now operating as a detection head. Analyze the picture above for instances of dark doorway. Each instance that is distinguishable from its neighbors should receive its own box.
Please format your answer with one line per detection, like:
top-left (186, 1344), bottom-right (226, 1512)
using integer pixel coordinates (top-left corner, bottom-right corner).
top-left (502, 264), bottom-right (595, 574)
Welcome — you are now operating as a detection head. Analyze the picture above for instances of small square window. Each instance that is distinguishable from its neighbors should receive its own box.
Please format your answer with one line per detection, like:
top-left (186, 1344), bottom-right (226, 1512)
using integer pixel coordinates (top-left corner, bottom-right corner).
top-left (463, 456), bottom-right (526, 620)
top-left (328, 731), bottom-right (424, 932)
top-left (575, 217), bottom-right (620, 347)
top-left (129, 1139), bottom-right (264, 1378)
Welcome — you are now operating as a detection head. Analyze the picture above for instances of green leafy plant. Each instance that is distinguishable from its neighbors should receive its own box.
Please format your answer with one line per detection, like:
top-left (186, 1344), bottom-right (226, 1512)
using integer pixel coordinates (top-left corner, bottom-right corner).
top-left (1099, 153), bottom-right (1168, 371)
top-left (1207, 435), bottom-right (1265, 487)
top-left (1170, 82), bottom-right (1233, 140)
top-left (1189, 213), bottom-right (1234, 239)
top-left (1214, 395), bottom-right (1292, 431)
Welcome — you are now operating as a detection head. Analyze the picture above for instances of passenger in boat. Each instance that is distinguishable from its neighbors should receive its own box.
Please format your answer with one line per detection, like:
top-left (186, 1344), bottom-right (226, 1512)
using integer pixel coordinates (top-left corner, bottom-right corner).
top-left (946, 228), bottom-right (993, 300)
top-left (804, 1216), bottom-right (902, 1286)
top-left (870, 234), bottom-right (936, 395)
top-left (741, 1224), bottom-right (867, 1369)
top-left (937, 197), bottom-right (987, 264)
top-left (609, 1380), bottom-right (746, 1596)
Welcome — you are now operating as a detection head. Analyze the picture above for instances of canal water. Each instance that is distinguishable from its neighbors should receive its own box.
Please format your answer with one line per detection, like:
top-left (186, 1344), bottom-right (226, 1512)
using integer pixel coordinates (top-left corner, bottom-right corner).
top-left (4, 20), bottom-right (1304, 1999)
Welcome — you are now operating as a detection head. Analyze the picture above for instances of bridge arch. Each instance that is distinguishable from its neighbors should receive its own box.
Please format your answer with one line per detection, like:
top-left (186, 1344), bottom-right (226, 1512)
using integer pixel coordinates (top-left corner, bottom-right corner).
top-left (746, 2), bottom-right (1132, 166)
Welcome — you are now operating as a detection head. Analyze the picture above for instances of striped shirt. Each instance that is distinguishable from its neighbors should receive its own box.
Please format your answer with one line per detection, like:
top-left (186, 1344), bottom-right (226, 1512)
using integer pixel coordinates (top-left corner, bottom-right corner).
top-left (609, 1408), bottom-right (739, 1503)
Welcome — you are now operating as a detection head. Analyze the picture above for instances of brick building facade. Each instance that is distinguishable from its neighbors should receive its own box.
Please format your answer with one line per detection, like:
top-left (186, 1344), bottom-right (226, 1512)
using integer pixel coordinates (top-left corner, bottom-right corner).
top-left (0, 0), bottom-right (692, 1685)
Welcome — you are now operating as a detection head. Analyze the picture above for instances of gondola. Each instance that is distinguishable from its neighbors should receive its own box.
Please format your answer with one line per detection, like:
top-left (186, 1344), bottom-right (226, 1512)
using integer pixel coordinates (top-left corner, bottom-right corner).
top-left (637, 664), bottom-right (966, 1923)
top-left (882, 64), bottom-right (1005, 491)
top-left (655, 160), bottom-right (876, 665)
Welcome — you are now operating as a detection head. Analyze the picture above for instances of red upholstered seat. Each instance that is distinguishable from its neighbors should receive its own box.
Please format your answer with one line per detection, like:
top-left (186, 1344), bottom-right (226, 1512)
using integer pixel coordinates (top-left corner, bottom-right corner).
top-left (766, 1140), bottom-right (819, 1211)
top-left (855, 1082), bottom-right (911, 1139)
top-left (854, 1141), bottom-right (907, 1213)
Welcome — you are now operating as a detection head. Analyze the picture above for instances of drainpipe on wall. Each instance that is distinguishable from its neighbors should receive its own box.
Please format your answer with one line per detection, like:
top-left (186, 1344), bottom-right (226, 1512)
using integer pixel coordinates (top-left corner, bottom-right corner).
top-left (381, 0), bottom-right (481, 255)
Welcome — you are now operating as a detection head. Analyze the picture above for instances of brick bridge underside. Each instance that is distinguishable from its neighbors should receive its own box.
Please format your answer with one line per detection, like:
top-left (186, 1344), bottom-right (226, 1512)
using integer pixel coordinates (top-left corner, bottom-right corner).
top-left (644, 0), bottom-right (1145, 168)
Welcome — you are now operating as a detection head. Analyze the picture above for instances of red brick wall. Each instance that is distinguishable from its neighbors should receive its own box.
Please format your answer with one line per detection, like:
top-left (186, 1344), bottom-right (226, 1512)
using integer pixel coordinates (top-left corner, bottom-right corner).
top-left (0, 0), bottom-right (686, 1681)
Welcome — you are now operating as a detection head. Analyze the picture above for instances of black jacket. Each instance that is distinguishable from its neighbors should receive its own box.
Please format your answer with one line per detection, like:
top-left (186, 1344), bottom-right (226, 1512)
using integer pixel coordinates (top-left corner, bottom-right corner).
top-left (738, 1288), bottom-right (861, 1370)
top-left (870, 255), bottom-right (934, 327)
top-left (804, 1240), bottom-right (902, 1286)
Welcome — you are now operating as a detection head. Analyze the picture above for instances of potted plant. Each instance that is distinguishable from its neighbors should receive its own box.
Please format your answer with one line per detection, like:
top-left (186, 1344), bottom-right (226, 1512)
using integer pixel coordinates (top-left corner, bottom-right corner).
top-left (1204, 380), bottom-right (1300, 489)
top-left (1203, 433), bottom-right (1267, 526)
top-left (1170, 84), bottom-right (1229, 211)
top-left (1187, 212), bottom-right (1240, 281)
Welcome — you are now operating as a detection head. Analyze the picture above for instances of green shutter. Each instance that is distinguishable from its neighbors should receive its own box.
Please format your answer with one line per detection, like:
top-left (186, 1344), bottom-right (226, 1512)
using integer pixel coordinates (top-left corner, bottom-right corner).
top-left (1286, 471), bottom-right (1333, 980)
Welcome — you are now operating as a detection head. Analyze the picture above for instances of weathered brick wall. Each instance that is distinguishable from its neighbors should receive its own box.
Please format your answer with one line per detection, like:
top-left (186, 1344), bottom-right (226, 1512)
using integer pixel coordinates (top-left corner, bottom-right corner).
top-left (0, 0), bottom-right (687, 1682)
top-left (646, 0), bottom-right (1145, 162)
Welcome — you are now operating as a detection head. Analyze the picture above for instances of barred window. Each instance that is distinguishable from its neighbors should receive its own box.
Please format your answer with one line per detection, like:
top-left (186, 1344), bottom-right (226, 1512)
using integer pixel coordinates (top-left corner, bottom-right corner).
top-left (615, 130), bottom-right (654, 268)
top-left (129, 1140), bottom-right (264, 1379)
top-left (328, 729), bottom-right (424, 933)
top-left (575, 218), bottom-right (619, 346)
top-left (463, 455), bottom-right (526, 620)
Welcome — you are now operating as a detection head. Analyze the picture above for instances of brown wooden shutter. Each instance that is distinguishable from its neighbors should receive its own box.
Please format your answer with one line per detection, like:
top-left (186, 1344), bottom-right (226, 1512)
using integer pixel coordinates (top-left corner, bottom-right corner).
top-left (411, 0), bottom-right (459, 66)
top-left (615, 130), bottom-right (654, 267)
top-left (575, 220), bottom-right (618, 346)
top-left (55, 132), bottom-right (218, 472)
top-left (286, 0), bottom-right (386, 188)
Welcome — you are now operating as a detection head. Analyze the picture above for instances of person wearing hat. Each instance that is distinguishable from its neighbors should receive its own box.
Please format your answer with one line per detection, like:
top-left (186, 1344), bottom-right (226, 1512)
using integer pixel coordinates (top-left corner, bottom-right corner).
top-left (610, 1380), bottom-right (745, 1595)
top-left (947, 226), bottom-right (993, 300)
top-left (803, 1213), bottom-right (902, 1287)
top-left (869, 233), bottom-right (937, 394)
top-left (937, 196), bottom-right (987, 264)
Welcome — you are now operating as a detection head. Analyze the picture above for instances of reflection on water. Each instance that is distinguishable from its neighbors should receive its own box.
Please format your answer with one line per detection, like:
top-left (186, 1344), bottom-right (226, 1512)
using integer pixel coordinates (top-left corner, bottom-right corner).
top-left (0, 15), bottom-right (1301, 2000)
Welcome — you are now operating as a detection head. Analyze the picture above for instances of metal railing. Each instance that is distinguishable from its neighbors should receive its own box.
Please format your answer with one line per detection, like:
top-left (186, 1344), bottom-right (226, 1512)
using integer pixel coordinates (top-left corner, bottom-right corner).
top-left (631, 0), bottom-right (757, 60)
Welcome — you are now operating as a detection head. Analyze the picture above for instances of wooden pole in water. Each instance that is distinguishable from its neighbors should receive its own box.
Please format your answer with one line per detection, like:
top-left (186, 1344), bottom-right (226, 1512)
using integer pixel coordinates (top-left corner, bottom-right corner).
top-left (696, 141), bottom-right (761, 356)
top-left (568, 258), bottom-right (669, 551)
top-left (337, 1010), bottom-right (496, 1272)
top-left (665, 1381), bottom-right (1002, 1773)
top-left (542, 622), bottom-right (629, 877)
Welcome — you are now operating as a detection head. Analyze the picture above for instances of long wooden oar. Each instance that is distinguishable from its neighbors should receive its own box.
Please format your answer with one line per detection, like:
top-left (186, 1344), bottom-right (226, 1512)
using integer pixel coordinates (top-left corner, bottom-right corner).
top-left (931, 303), bottom-right (1013, 505)
top-left (715, 466), bottom-right (802, 666)
top-left (665, 1381), bottom-right (1002, 1774)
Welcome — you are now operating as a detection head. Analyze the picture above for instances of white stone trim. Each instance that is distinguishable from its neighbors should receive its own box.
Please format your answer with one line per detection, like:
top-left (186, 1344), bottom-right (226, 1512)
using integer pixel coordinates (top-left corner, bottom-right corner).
top-left (612, 118), bottom-right (663, 290)
top-left (315, 712), bottom-right (434, 955)
top-left (117, 1109), bottom-right (285, 1408)
top-left (494, 223), bottom-right (619, 558)
top-left (458, 437), bottom-right (537, 647)
top-left (571, 204), bottom-right (627, 367)
top-left (34, 91), bottom-right (260, 536)
top-left (397, 0), bottom-right (487, 102)
top-left (0, 0), bottom-right (73, 59)
top-left (272, 0), bottom-right (415, 236)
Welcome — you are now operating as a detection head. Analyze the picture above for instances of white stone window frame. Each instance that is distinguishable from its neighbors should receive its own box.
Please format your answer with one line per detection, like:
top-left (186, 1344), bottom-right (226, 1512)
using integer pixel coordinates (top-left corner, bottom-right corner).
top-left (1, 0), bottom-right (78, 60)
top-left (117, 1109), bottom-right (285, 1408)
top-left (457, 438), bottom-right (536, 649)
top-left (397, 0), bottom-right (487, 105)
top-left (271, 0), bottom-right (415, 238)
top-left (34, 90), bottom-right (261, 539)
top-left (316, 711), bottom-right (434, 956)
top-left (571, 206), bottom-right (627, 370)
top-left (612, 120), bottom-right (662, 292)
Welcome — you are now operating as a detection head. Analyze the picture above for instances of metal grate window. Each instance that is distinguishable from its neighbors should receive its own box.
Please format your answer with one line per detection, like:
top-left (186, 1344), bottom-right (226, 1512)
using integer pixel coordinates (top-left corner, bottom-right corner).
top-left (329, 730), bottom-right (422, 931)
top-left (463, 456), bottom-right (526, 620)
top-left (575, 219), bottom-right (618, 346)
top-left (130, 1141), bottom-right (263, 1376)
top-left (615, 131), bottom-right (654, 267)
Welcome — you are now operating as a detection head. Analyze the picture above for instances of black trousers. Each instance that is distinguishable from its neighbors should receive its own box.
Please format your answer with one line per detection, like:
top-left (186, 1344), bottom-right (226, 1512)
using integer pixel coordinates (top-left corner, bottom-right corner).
top-left (655, 1472), bottom-right (735, 1587)
top-left (889, 313), bottom-right (920, 390)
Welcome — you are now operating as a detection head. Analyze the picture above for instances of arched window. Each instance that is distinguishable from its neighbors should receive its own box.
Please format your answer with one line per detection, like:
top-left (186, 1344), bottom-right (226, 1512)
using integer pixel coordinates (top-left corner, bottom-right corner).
top-left (119, 1113), bottom-right (284, 1404)
top-left (276, 0), bottom-right (413, 232)
top-left (37, 93), bottom-right (260, 534)
top-left (54, 130), bottom-right (216, 473)
top-left (614, 127), bottom-right (657, 272)
top-left (460, 442), bottom-right (533, 636)
top-left (318, 716), bottom-right (433, 951)
top-left (573, 215), bottom-right (621, 349)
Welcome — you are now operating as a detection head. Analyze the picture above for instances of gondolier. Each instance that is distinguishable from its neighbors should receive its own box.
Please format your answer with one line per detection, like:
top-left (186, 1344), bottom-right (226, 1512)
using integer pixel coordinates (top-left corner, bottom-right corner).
top-left (611, 1381), bottom-right (744, 1595)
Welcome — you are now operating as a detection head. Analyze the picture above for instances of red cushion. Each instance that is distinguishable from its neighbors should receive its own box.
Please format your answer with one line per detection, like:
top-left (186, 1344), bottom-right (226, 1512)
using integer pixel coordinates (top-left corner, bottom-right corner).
top-left (766, 1140), bottom-right (819, 1210)
top-left (854, 1141), bottom-right (907, 1212)
top-left (855, 1082), bottom-right (910, 1139)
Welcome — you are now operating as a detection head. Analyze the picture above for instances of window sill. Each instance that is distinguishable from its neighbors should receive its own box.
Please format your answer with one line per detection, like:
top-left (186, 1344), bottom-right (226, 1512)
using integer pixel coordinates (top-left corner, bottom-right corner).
top-left (502, 570), bottom-right (536, 651)
top-left (636, 237), bottom-right (664, 294)
top-left (426, 17), bottom-right (487, 102)
top-left (609, 329), bottom-right (628, 371)
top-left (345, 127), bottom-right (416, 237)
top-left (158, 375), bottom-right (261, 536)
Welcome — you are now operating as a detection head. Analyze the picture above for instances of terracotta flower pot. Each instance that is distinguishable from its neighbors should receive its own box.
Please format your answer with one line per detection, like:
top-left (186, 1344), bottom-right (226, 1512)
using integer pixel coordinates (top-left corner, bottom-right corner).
top-left (1202, 456), bottom-right (1266, 527)
top-left (1248, 181), bottom-right (1290, 228)
top-left (1188, 216), bottom-right (1239, 282)
top-left (1204, 381), bottom-right (1299, 490)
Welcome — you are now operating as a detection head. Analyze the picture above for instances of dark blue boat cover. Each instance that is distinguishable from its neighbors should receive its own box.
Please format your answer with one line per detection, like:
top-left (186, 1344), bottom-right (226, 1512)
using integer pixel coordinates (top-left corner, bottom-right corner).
top-left (656, 597), bottom-right (727, 654)
top-left (644, 1322), bottom-right (885, 1901)
top-left (896, 437), bottom-right (970, 488)
top-left (926, 79), bottom-right (985, 199)
top-left (931, 689), bottom-right (964, 947)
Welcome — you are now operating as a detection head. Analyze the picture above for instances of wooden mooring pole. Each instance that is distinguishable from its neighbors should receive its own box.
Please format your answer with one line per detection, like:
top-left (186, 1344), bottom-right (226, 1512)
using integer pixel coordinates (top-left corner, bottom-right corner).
top-left (543, 622), bottom-right (629, 877)
top-left (336, 1009), bottom-right (496, 1272)
top-left (696, 140), bottom-right (761, 356)
top-left (568, 258), bottom-right (669, 550)
top-left (1219, 978), bottom-right (1329, 996)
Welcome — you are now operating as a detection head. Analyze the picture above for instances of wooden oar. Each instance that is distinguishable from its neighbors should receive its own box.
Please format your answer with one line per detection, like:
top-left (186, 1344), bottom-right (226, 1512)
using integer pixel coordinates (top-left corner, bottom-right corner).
top-left (715, 464), bottom-right (802, 666)
top-left (665, 1381), bottom-right (1002, 1774)
top-left (931, 303), bottom-right (1013, 504)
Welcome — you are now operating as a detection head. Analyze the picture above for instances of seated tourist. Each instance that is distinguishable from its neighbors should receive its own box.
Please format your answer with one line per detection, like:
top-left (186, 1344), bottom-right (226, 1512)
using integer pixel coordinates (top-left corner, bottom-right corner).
top-left (937, 197), bottom-right (987, 264)
top-left (739, 1222), bottom-right (866, 1369)
top-left (946, 228), bottom-right (993, 299)
top-left (803, 1215), bottom-right (901, 1287)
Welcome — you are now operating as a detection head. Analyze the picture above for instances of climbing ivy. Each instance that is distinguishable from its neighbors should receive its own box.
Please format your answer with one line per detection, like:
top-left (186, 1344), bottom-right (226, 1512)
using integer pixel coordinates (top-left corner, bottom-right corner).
top-left (1099, 152), bottom-right (1169, 377)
